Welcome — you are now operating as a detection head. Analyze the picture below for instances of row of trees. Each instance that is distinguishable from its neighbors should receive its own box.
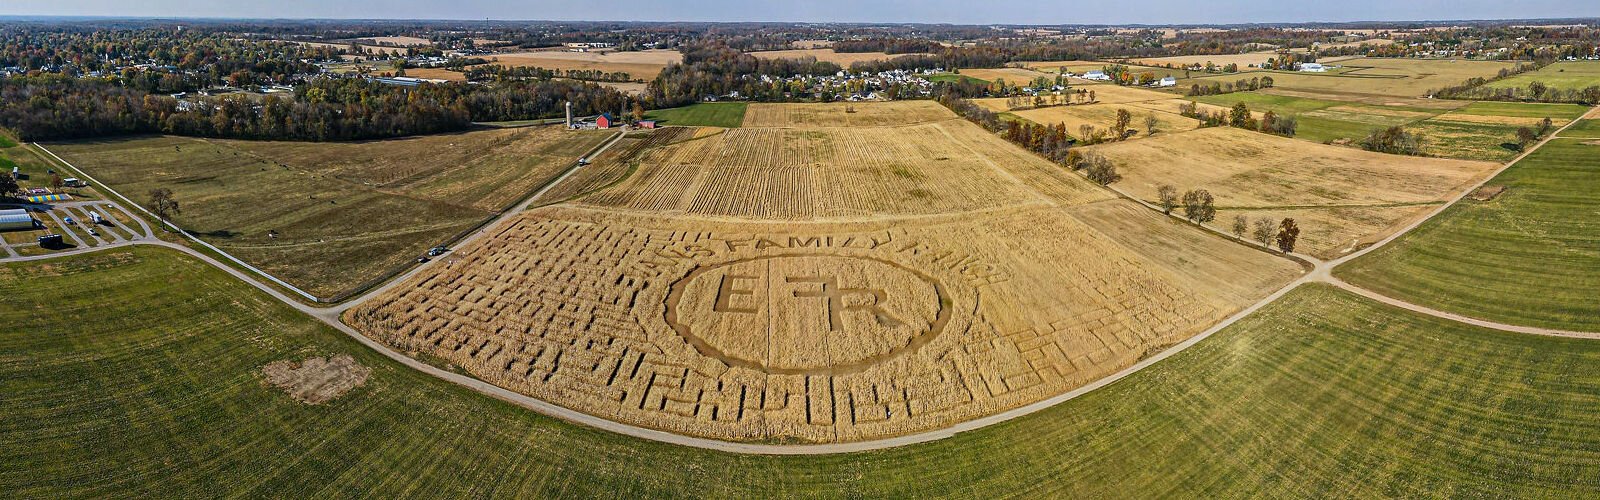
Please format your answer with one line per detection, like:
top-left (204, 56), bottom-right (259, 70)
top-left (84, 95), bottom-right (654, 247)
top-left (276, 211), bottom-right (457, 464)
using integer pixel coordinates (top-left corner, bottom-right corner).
top-left (0, 74), bottom-right (631, 142)
top-left (462, 64), bottom-right (636, 83)
top-left (1177, 101), bottom-right (1297, 137)
top-left (1186, 76), bottom-right (1275, 96)
top-left (1360, 126), bottom-right (1426, 156)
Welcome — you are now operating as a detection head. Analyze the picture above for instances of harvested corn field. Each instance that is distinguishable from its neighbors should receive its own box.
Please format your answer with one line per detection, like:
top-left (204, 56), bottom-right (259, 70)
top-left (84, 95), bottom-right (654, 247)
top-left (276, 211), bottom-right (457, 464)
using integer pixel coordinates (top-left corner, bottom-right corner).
top-left (1005, 104), bottom-right (1201, 139)
top-left (1086, 127), bottom-right (1497, 208)
top-left (579, 104), bottom-right (1108, 219)
top-left (346, 201), bottom-right (1300, 443)
top-left (1084, 126), bottom-right (1498, 257)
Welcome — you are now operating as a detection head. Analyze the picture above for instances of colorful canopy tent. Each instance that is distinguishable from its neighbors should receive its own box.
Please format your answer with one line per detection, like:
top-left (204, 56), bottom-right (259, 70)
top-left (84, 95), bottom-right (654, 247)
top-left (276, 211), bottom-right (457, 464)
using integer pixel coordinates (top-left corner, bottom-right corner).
top-left (0, 208), bottom-right (37, 231)
top-left (26, 194), bottom-right (70, 203)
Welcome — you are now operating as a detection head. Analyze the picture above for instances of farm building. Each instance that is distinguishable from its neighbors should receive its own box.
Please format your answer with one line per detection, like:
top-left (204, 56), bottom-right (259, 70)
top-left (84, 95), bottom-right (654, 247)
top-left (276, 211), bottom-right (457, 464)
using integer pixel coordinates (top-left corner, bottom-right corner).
top-left (1299, 63), bottom-right (1327, 72)
top-left (596, 113), bottom-right (615, 129)
top-left (1157, 76), bottom-right (1177, 87)
top-left (637, 120), bottom-right (657, 129)
top-left (0, 208), bottom-right (37, 231)
top-left (1081, 70), bottom-right (1111, 81)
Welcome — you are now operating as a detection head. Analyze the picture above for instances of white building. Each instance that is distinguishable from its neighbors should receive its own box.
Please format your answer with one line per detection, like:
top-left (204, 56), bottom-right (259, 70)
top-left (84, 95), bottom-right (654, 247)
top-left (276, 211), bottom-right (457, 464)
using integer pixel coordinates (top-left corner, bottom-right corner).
top-left (0, 209), bottom-right (36, 231)
top-left (1081, 70), bottom-right (1111, 81)
top-left (1156, 76), bottom-right (1177, 87)
top-left (1299, 63), bottom-right (1327, 72)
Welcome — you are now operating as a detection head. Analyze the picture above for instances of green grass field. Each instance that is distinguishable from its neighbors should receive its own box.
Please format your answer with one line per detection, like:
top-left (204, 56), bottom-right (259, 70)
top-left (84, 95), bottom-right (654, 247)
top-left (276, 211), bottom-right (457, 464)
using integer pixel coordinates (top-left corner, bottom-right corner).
top-left (1191, 91), bottom-right (1575, 161)
top-left (44, 128), bottom-right (607, 299)
top-left (643, 102), bottom-right (748, 127)
top-left (1562, 118), bottom-right (1600, 138)
top-left (6, 247), bottom-right (1600, 496)
top-left (928, 72), bottom-right (990, 85)
top-left (1488, 61), bottom-right (1600, 92)
top-left (1451, 101), bottom-right (1591, 120)
top-left (1339, 137), bottom-right (1600, 330)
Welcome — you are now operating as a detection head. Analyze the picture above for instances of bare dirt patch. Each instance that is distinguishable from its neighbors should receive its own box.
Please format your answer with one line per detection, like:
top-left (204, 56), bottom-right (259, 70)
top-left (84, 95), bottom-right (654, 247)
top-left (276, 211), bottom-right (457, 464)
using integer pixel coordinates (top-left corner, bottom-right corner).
top-left (1469, 185), bottom-right (1507, 201)
top-left (261, 354), bottom-right (372, 404)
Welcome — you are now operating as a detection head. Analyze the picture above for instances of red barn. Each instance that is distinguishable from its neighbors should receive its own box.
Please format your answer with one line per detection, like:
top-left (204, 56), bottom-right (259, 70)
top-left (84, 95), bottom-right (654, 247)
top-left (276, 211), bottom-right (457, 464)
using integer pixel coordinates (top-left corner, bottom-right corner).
top-left (596, 113), bottom-right (614, 129)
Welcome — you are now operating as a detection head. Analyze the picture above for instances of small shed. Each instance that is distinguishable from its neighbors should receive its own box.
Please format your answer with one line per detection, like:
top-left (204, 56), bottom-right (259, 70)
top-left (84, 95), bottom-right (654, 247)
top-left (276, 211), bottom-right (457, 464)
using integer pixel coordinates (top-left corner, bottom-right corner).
top-left (0, 208), bottom-right (37, 231)
top-left (596, 113), bottom-right (614, 129)
top-left (637, 120), bottom-right (657, 129)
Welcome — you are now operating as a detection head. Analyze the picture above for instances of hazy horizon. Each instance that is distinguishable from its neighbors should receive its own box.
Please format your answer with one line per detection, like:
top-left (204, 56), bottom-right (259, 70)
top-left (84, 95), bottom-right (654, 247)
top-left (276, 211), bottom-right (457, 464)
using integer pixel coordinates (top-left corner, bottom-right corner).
top-left (5, 0), bottom-right (1599, 26)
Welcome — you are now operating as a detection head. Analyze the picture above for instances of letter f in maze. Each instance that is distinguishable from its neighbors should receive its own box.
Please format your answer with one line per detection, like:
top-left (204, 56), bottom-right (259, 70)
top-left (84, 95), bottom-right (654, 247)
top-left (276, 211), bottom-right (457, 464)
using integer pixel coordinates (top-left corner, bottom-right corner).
top-left (786, 276), bottom-right (903, 331)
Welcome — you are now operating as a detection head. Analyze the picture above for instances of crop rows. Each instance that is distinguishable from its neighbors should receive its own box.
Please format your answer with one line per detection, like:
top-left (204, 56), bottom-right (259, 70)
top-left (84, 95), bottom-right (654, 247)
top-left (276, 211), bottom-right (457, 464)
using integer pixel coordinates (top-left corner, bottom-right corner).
top-left (346, 202), bottom-right (1297, 442)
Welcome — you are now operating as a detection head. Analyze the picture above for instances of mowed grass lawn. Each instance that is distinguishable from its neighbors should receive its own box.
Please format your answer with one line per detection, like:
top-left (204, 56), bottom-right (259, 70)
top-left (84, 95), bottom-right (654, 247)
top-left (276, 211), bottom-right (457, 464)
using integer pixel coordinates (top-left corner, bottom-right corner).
top-left (1488, 60), bottom-right (1600, 92)
top-left (6, 248), bottom-right (1600, 496)
top-left (1339, 134), bottom-right (1600, 330)
top-left (45, 127), bottom-right (608, 299)
top-left (643, 102), bottom-right (748, 127)
top-left (1193, 92), bottom-right (1581, 161)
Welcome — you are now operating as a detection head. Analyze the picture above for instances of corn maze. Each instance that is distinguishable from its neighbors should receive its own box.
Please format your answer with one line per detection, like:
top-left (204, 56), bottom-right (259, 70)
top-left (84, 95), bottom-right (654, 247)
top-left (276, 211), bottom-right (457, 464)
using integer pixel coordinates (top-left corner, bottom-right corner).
top-left (345, 102), bottom-right (1302, 443)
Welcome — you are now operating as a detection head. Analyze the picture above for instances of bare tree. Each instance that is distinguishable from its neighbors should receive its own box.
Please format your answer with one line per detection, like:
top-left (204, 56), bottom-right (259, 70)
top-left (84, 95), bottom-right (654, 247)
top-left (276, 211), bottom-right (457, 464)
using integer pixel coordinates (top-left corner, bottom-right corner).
top-left (1231, 215), bottom-right (1248, 239)
top-left (1276, 218), bottom-right (1300, 253)
top-left (1144, 114), bottom-right (1159, 136)
top-left (1157, 185), bottom-right (1178, 214)
top-left (1252, 218), bottom-right (1276, 247)
top-left (148, 188), bottom-right (181, 221)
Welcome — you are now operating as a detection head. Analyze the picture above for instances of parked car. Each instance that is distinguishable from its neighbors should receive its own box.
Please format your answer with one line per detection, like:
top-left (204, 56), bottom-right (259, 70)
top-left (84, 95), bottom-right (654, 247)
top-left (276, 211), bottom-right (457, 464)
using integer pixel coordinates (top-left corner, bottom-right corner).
top-left (427, 246), bottom-right (449, 257)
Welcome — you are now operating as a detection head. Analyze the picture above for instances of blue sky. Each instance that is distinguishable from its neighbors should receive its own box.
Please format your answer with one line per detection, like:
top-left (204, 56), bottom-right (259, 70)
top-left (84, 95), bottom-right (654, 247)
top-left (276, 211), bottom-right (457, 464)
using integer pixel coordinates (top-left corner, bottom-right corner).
top-left (5, 0), bottom-right (1598, 25)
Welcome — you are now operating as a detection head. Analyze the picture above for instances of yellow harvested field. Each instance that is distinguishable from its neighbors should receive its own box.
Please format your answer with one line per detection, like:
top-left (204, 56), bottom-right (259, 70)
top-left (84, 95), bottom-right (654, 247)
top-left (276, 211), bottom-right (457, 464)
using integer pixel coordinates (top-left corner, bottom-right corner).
top-left (344, 101), bottom-right (1304, 443)
top-left (959, 67), bottom-right (1060, 83)
top-left (1128, 51), bottom-right (1280, 68)
top-left (741, 101), bottom-right (956, 128)
top-left (347, 200), bottom-right (1299, 443)
top-left (748, 48), bottom-right (924, 66)
top-left (1085, 127), bottom-right (1498, 208)
top-left (1059, 84), bottom-right (1177, 104)
top-left (482, 49), bottom-right (682, 78)
top-left (1015, 61), bottom-right (1106, 74)
top-left (1216, 205), bottom-right (1436, 259)
top-left (213, 126), bottom-right (609, 212)
top-left (1124, 98), bottom-right (1237, 117)
top-left (581, 105), bottom-right (1107, 219)
top-left (1004, 104), bottom-right (1201, 139)
top-left (1192, 57), bottom-right (1518, 98)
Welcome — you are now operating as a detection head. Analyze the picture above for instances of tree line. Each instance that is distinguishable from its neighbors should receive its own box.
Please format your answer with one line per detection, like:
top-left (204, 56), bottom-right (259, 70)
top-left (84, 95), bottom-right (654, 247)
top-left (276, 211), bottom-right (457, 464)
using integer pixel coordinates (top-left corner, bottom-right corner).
top-left (0, 75), bottom-right (631, 142)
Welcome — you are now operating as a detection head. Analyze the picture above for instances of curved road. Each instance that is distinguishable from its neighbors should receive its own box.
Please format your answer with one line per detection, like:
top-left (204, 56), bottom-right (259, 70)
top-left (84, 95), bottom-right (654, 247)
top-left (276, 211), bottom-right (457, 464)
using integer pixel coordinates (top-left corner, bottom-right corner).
top-left (11, 105), bottom-right (1597, 455)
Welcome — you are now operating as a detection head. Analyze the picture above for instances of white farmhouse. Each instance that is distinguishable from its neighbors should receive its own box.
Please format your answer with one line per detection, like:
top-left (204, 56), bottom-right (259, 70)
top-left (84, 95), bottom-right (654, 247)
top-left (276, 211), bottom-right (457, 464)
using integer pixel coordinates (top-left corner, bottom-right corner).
top-left (1156, 76), bottom-right (1177, 87)
top-left (1299, 62), bottom-right (1327, 72)
top-left (1081, 70), bottom-right (1111, 81)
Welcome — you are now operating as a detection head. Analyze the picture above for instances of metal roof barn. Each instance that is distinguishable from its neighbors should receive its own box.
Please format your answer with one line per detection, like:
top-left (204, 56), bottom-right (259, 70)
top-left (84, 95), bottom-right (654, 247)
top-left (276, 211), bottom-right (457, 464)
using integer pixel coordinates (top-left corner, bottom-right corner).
top-left (0, 208), bottom-right (37, 231)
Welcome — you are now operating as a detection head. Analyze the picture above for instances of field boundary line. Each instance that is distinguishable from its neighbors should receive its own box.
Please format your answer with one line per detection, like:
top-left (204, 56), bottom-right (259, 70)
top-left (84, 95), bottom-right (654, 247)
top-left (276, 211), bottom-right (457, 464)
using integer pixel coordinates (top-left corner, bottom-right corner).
top-left (32, 143), bottom-right (323, 303)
